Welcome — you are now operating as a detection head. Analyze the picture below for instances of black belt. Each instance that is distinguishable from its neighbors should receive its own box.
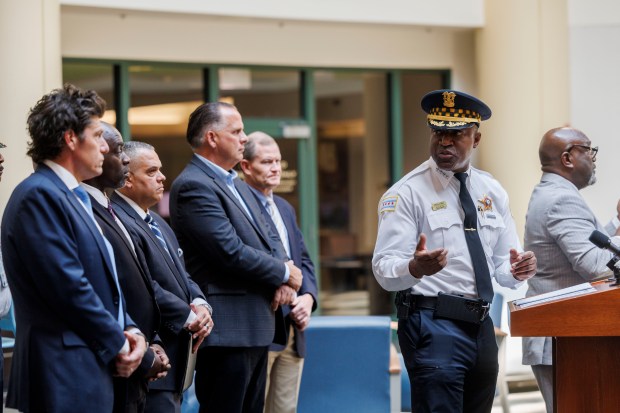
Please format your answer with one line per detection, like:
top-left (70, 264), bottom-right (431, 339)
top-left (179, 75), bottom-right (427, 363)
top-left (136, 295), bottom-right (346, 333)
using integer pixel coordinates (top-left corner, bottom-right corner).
top-left (402, 294), bottom-right (438, 310)
top-left (396, 292), bottom-right (490, 324)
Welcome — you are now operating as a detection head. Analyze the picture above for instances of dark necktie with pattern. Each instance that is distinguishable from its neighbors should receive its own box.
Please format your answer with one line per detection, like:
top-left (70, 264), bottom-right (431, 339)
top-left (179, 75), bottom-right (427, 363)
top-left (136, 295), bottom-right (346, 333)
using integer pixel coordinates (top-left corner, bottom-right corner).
top-left (144, 213), bottom-right (172, 258)
top-left (454, 172), bottom-right (494, 303)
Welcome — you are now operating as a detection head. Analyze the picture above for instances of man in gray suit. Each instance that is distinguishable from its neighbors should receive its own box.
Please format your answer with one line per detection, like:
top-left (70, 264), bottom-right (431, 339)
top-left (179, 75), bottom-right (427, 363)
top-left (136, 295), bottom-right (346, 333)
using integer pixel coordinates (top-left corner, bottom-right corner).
top-left (523, 126), bottom-right (620, 412)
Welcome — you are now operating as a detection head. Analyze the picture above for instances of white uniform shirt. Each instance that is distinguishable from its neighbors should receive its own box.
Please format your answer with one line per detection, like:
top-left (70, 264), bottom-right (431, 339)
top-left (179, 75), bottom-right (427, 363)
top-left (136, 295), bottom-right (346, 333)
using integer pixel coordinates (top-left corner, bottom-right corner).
top-left (372, 157), bottom-right (524, 295)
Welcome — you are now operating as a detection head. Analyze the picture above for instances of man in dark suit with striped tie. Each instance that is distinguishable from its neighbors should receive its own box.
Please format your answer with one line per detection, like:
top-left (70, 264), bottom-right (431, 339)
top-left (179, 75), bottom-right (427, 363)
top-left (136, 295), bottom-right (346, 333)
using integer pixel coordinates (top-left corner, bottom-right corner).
top-left (111, 141), bottom-right (213, 413)
top-left (82, 123), bottom-right (170, 413)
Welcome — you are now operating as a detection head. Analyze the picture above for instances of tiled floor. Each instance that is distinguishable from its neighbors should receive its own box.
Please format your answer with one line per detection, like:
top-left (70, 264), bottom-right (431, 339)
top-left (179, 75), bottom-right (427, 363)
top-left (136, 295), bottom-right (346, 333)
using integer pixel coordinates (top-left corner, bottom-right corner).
top-left (4, 390), bottom-right (547, 413)
top-left (492, 390), bottom-right (547, 413)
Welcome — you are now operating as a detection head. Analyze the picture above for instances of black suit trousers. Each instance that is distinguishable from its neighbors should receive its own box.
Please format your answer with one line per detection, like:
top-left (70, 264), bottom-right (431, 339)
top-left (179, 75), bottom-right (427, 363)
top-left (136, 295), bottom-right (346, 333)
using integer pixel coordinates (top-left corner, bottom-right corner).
top-left (194, 346), bottom-right (269, 413)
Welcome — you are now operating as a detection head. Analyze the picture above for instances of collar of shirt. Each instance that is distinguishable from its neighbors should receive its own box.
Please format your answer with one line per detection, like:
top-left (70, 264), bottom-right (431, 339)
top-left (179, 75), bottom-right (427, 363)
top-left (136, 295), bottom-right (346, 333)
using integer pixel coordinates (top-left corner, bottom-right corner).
top-left (80, 183), bottom-right (107, 207)
top-left (115, 190), bottom-right (148, 220)
top-left (247, 185), bottom-right (274, 209)
top-left (195, 153), bottom-right (238, 184)
top-left (427, 156), bottom-right (472, 190)
top-left (42, 160), bottom-right (80, 191)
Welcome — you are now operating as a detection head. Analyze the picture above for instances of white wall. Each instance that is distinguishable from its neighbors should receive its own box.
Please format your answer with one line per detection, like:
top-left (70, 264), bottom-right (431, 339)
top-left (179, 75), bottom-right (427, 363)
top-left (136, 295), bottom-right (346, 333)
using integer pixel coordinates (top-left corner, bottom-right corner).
top-left (61, 7), bottom-right (478, 74)
top-left (569, 0), bottom-right (620, 221)
top-left (61, 0), bottom-right (484, 28)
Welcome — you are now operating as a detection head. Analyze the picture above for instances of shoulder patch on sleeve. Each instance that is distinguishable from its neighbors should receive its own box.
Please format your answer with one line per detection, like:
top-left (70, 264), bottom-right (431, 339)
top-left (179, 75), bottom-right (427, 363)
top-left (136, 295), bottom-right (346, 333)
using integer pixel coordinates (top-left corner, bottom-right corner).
top-left (379, 196), bottom-right (399, 213)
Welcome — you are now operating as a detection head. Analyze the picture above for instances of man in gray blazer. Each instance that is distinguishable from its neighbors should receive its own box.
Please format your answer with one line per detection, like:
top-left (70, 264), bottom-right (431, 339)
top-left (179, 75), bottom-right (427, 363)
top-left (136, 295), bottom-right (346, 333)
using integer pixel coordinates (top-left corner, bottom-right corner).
top-left (523, 126), bottom-right (620, 412)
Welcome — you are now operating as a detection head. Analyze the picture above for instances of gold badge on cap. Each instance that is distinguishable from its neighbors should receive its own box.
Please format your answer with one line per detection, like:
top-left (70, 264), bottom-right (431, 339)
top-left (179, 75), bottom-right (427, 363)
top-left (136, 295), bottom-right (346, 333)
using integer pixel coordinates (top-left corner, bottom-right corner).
top-left (442, 91), bottom-right (456, 108)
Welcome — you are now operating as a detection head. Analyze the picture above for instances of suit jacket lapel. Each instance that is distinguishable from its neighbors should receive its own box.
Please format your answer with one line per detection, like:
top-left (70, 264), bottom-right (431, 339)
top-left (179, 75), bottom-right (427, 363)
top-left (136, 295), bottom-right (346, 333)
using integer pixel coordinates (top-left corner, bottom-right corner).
top-left (91, 200), bottom-right (136, 257)
top-left (190, 156), bottom-right (276, 248)
top-left (190, 156), bottom-right (255, 221)
top-left (152, 214), bottom-right (192, 296)
top-left (37, 166), bottom-right (117, 285)
top-left (111, 193), bottom-right (191, 299)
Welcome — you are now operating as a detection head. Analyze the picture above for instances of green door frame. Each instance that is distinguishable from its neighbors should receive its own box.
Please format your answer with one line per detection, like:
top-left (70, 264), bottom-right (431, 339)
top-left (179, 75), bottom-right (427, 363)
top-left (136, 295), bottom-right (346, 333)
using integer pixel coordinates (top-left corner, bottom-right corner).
top-left (63, 58), bottom-right (450, 313)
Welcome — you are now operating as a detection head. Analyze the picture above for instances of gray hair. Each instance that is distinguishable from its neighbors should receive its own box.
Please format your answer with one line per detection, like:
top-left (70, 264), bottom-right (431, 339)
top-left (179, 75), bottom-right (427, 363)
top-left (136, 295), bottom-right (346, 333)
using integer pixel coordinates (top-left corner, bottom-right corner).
top-left (124, 141), bottom-right (154, 160)
top-left (244, 131), bottom-right (278, 160)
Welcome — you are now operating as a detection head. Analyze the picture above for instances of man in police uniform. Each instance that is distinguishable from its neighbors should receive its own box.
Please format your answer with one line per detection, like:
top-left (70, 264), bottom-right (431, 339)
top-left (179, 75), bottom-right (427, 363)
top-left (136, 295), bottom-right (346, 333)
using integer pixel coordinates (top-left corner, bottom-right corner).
top-left (372, 89), bottom-right (537, 413)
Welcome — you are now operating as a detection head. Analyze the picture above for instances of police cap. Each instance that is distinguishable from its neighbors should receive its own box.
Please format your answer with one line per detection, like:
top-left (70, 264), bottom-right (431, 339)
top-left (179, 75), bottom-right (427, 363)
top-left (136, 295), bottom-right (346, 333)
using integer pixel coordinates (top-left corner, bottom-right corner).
top-left (421, 89), bottom-right (491, 130)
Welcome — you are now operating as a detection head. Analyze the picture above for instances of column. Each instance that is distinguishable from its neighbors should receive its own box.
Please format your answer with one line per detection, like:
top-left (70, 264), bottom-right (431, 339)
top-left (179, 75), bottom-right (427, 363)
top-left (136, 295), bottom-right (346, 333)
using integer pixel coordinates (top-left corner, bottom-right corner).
top-left (475, 0), bottom-right (569, 239)
top-left (0, 0), bottom-right (62, 213)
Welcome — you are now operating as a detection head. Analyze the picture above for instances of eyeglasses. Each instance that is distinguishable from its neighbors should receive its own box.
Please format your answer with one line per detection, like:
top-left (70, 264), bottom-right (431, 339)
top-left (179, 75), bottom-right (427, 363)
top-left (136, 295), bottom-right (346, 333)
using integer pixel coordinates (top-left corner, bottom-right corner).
top-left (567, 144), bottom-right (598, 160)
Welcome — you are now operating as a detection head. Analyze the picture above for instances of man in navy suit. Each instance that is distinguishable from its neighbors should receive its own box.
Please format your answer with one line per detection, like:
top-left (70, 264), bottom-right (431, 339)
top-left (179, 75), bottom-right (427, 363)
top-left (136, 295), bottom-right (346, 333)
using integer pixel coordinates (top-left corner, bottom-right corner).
top-left (1, 84), bottom-right (146, 413)
top-left (240, 132), bottom-right (318, 413)
top-left (83, 123), bottom-right (170, 413)
top-left (169, 102), bottom-right (303, 413)
top-left (111, 141), bottom-right (213, 413)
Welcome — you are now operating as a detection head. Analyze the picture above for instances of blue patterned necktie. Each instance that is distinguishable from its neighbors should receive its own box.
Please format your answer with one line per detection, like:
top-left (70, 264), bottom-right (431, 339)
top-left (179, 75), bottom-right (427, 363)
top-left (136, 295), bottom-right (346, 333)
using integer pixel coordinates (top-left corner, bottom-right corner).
top-left (454, 172), bottom-right (494, 303)
top-left (72, 186), bottom-right (94, 219)
top-left (145, 213), bottom-right (172, 258)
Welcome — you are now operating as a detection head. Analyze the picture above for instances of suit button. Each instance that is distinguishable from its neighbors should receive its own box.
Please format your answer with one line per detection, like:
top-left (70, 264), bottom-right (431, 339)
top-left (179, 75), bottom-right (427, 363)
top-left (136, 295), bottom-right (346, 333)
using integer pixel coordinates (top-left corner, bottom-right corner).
top-left (114, 300), bottom-right (119, 305)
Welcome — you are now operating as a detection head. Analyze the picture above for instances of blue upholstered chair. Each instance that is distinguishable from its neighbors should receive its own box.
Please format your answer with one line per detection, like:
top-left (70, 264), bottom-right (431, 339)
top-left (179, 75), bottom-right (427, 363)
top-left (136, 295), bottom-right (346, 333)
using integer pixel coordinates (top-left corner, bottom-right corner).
top-left (0, 303), bottom-right (16, 352)
top-left (181, 374), bottom-right (198, 413)
top-left (297, 315), bottom-right (393, 413)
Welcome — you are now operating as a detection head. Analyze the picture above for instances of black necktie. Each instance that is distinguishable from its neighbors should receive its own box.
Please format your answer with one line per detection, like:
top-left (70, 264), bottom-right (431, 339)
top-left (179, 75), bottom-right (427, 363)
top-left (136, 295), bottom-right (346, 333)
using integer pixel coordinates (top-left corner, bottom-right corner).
top-left (454, 172), bottom-right (494, 303)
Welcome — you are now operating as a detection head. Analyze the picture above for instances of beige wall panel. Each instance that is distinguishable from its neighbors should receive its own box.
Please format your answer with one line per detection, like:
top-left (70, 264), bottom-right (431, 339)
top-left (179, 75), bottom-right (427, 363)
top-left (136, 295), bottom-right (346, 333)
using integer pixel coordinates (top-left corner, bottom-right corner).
top-left (476, 0), bottom-right (569, 241)
top-left (60, 0), bottom-right (484, 28)
top-left (0, 0), bottom-right (62, 214)
top-left (61, 8), bottom-right (474, 72)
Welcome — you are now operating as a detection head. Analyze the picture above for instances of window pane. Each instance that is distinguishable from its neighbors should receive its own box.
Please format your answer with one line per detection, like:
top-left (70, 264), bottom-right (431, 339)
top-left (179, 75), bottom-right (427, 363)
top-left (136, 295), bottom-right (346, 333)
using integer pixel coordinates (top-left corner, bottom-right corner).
top-left (62, 62), bottom-right (115, 123)
top-left (401, 72), bottom-right (444, 174)
top-left (219, 68), bottom-right (301, 118)
top-left (314, 70), bottom-right (389, 315)
top-left (129, 65), bottom-right (203, 217)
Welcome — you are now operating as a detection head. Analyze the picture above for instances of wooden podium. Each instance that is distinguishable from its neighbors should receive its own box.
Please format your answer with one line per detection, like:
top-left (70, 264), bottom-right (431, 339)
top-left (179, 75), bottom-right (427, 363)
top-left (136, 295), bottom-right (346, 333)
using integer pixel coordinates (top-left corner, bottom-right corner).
top-left (509, 281), bottom-right (620, 413)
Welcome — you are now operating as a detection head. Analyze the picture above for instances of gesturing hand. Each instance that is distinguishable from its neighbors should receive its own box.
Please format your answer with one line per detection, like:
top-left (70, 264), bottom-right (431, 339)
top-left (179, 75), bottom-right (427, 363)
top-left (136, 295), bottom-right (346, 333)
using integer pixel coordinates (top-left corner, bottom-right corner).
top-left (509, 249), bottom-right (537, 281)
top-left (408, 233), bottom-right (448, 279)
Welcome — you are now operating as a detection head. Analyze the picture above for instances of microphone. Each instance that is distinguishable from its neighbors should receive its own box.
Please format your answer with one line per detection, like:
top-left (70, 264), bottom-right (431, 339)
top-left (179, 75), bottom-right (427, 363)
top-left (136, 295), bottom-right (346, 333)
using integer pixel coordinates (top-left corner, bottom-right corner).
top-left (589, 230), bottom-right (620, 256)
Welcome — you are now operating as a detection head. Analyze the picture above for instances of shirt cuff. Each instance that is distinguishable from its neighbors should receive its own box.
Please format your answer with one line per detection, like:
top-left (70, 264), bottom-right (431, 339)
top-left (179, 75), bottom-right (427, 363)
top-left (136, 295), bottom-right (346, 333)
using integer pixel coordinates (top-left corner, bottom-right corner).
top-left (282, 263), bottom-right (290, 283)
top-left (192, 298), bottom-right (213, 315)
top-left (119, 339), bottom-right (130, 355)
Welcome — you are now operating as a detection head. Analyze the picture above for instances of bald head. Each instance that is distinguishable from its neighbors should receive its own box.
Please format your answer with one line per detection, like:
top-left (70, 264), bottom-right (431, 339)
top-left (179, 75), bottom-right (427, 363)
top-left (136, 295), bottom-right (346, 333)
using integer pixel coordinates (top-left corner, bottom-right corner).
top-left (539, 127), bottom-right (596, 189)
top-left (539, 127), bottom-right (587, 166)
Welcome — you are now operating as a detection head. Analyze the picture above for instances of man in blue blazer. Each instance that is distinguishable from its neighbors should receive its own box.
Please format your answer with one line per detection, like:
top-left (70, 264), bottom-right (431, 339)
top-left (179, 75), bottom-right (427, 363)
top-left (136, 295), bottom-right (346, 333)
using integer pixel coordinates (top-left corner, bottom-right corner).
top-left (112, 141), bottom-right (213, 413)
top-left (169, 102), bottom-right (303, 413)
top-left (240, 132), bottom-right (318, 413)
top-left (1, 84), bottom-right (146, 413)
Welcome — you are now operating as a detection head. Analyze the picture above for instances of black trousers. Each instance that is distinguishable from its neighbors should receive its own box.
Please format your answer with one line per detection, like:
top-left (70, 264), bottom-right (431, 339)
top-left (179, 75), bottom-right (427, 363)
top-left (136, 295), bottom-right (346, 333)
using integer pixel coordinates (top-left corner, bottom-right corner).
top-left (195, 346), bottom-right (269, 413)
top-left (398, 308), bottom-right (498, 413)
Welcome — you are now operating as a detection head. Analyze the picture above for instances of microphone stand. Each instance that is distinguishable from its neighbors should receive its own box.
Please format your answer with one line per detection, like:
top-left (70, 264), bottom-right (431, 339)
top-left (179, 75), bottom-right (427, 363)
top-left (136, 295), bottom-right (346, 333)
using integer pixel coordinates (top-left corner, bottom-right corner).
top-left (606, 255), bottom-right (620, 286)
